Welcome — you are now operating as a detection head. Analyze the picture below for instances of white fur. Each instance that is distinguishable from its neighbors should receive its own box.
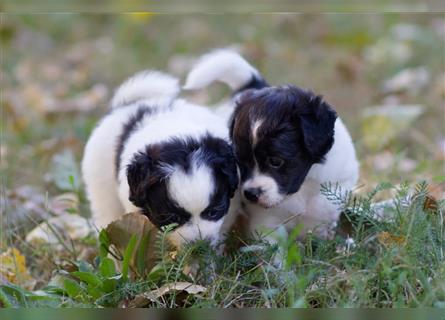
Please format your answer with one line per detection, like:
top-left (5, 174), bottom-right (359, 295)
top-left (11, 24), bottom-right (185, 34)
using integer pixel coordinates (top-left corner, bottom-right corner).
top-left (242, 169), bottom-right (283, 208)
top-left (186, 49), bottom-right (359, 240)
top-left (251, 119), bottom-right (263, 146)
top-left (184, 49), bottom-right (261, 91)
top-left (169, 218), bottom-right (224, 248)
top-left (82, 70), bottom-right (240, 246)
top-left (116, 99), bottom-right (229, 216)
top-left (246, 119), bottom-right (359, 239)
top-left (110, 70), bottom-right (179, 108)
top-left (168, 164), bottom-right (214, 215)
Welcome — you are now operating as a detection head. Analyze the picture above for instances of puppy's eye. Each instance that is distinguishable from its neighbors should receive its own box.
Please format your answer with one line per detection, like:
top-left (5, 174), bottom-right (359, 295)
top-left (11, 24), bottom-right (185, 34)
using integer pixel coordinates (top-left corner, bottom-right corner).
top-left (267, 157), bottom-right (284, 168)
top-left (207, 211), bottom-right (220, 219)
top-left (202, 208), bottom-right (225, 221)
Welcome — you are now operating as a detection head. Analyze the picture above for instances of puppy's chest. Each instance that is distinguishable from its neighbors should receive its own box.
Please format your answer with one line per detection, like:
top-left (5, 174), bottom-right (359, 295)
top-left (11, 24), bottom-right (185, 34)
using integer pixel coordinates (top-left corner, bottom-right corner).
top-left (280, 179), bottom-right (321, 212)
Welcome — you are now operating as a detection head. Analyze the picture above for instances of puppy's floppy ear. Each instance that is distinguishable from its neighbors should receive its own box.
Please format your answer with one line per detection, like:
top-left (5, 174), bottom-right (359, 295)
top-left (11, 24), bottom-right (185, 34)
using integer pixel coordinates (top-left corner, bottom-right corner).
top-left (298, 95), bottom-right (337, 162)
top-left (217, 144), bottom-right (239, 198)
top-left (126, 152), bottom-right (154, 208)
top-left (204, 138), bottom-right (239, 198)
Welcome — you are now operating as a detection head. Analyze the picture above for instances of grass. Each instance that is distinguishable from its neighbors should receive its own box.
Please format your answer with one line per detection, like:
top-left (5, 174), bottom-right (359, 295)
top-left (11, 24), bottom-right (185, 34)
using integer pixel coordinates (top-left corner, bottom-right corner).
top-left (1, 182), bottom-right (444, 307)
top-left (1, 13), bottom-right (444, 308)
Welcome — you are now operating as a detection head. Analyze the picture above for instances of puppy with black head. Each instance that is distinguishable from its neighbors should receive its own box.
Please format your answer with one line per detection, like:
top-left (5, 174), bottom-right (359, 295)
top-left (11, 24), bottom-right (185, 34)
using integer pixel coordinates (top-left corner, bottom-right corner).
top-left (185, 50), bottom-right (359, 240)
top-left (82, 70), bottom-right (240, 248)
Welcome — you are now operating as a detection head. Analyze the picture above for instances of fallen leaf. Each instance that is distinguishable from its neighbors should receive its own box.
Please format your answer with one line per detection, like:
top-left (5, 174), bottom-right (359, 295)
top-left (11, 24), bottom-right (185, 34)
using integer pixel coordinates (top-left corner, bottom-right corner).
top-left (49, 193), bottom-right (79, 215)
top-left (0, 248), bottom-right (36, 290)
top-left (423, 195), bottom-right (439, 213)
top-left (383, 67), bottom-right (429, 94)
top-left (377, 231), bottom-right (406, 247)
top-left (128, 282), bottom-right (207, 307)
top-left (105, 212), bottom-right (159, 277)
top-left (25, 214), bottom-right (92, 247)
top-left (362, 105), bottom-right (424, 151)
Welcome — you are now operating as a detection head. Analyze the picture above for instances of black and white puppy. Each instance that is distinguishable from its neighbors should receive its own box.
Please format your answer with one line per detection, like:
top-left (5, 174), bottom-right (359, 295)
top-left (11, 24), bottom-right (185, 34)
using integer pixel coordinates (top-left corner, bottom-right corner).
top-left (82, 70), bottom-right (240, 247)
top-left (184, 50), bottom-right (359, 239)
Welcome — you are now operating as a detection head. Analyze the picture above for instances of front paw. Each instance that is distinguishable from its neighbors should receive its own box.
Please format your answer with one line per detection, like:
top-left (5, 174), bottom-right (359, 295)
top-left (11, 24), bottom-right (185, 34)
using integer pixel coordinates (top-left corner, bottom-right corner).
top-left (313, 221), bottom-right (337, 240)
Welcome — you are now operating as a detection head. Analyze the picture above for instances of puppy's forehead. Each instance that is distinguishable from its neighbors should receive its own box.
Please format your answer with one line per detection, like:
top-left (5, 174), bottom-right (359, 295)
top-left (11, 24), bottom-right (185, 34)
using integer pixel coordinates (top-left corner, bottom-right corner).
top-left (167, 163), bottom-right (214, 215)
top-left (251, 119), bottom-right (264, 145)
top-left (236, 97), bottom-right (288, 135)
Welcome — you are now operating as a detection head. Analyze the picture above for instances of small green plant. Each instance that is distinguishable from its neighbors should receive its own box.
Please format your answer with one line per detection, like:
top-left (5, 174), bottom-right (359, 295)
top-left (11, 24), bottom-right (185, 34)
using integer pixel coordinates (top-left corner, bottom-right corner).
top-left (1, 182), bottom-right (444, 307)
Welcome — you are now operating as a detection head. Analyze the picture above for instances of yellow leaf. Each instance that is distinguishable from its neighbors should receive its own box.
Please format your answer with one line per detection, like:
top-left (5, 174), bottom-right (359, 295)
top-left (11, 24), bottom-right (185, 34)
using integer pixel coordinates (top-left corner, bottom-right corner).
top-left (362, 115), bottom-right (394, 151)
top-left (362, 105), bottom-right (423, 151)
top-left (0, 247), bottom-right (36, 290)
top-left (377, 231), bottom-right (406, 247)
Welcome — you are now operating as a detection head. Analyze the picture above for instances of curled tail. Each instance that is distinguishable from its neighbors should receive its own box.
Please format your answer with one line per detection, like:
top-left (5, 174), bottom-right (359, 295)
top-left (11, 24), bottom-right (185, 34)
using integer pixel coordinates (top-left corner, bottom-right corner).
top-left (184, 49), bottom-right (268, 94)
top-left (111, 70), bottom-right (180, 109)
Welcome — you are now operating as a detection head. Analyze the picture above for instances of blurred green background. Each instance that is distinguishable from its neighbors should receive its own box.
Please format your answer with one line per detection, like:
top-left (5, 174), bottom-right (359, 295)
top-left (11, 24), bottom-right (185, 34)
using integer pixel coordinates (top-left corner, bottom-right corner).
top-left (1, 13), bottom-right (444, 233)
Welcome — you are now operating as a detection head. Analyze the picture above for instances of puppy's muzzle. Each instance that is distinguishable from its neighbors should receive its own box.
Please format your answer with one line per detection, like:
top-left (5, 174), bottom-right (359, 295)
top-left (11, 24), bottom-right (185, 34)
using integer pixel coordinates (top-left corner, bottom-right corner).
top-left (243, 187), bottom-right (263, 203)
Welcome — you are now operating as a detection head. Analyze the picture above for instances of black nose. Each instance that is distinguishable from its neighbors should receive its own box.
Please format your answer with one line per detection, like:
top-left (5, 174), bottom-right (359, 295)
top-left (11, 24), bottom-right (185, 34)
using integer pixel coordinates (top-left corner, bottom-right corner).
top-left (244, 188), bottom-right (262, 202)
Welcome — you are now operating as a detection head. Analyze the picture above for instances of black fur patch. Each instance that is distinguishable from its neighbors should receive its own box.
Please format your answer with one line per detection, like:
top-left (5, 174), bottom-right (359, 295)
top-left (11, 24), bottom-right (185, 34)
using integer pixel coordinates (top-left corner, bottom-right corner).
top-left (126, 134), bottom-right (238, 229)
top-left (234, 74), bottom-right (269, 96)
top-left (115, 105), bottom-right (155, 177)
top-left (232, 85), bottom-right (337, 196)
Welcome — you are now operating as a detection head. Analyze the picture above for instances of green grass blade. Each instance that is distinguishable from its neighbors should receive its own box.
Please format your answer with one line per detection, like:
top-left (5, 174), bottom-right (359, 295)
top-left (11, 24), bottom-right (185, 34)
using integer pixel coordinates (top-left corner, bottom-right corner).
top-left (121, 234), bottom-right (138, 282)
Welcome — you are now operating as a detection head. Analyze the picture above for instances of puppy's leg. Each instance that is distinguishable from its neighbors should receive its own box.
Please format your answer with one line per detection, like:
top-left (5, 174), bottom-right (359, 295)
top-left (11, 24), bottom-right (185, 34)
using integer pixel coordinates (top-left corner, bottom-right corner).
top-left (245, 205), bottom-right (292, 268)
top-left (299, 194), bottom-right (340, 240)
top-left (82, 123), bottom-right (125, 229)
top-left (84, 175), bottom-right (124, 229)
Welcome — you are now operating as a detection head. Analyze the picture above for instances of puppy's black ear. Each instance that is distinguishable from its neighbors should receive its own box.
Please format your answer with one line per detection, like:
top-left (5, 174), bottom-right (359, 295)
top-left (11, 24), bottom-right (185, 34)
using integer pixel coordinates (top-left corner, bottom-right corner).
top-left (217, 145), bottom-right (239, 198)
top-left (298, 95), bottom-right (337, 162)
top-left (126, 152), bottom-right (153, 208)
top-left (205, 139), bottom-right (239, 198)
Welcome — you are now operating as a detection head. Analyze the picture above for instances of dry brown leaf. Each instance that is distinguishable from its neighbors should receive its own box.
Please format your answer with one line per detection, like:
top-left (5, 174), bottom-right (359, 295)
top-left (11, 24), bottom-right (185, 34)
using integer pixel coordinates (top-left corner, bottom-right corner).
top-left (105, 212), bottom-right (159, 277)
top-left (128, 282), bottom-right (207, 307)
top-left (0, 247), bottom-right (36, 290)
top-left (423, 195), bottom-right (439, 213)
top-left (25, 213), bottom-right (92, 246)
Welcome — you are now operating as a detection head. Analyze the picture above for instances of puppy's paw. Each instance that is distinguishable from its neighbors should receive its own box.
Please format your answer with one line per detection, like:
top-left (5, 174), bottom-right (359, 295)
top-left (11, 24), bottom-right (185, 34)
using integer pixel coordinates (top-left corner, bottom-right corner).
top-left (313, 221), bottom-right (337, 240)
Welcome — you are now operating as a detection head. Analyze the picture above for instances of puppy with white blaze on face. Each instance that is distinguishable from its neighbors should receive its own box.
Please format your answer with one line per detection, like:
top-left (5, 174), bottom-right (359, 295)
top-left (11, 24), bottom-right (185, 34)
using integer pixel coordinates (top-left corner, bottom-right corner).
top-left (81, 70), bottom-right (240, 248)
top-left (185, 49), bottom-right (359, 240)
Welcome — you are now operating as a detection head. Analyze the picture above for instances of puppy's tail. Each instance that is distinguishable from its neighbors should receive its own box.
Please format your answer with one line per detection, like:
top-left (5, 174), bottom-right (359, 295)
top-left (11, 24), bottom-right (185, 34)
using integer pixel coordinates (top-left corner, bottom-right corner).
top-left (183, 49), bottom-right (268, 93)
top-left (110, 70), bottom-right (180, 109)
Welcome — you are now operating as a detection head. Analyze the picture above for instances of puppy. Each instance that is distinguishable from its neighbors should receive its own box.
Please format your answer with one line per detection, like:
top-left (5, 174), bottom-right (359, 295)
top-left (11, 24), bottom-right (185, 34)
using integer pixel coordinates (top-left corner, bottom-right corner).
top-left (185, 49), bottom-right (359, 240)
top-left (82, 70), bottom-right (240, 248)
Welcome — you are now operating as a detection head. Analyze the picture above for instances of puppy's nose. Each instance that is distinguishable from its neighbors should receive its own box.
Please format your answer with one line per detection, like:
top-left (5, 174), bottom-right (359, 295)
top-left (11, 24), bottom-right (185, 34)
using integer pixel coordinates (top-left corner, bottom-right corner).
top-left (243, 187), bottom-right (262, 203)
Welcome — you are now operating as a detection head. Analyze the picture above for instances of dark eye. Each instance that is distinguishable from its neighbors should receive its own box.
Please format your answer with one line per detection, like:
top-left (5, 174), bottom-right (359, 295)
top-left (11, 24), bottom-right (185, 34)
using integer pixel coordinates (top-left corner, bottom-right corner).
top-left (201, 201), bottom-right (227, 221)
top-left (267, 156), bottom-right (284, 168)
top-left (206, 211), bottom-right (221, 219)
